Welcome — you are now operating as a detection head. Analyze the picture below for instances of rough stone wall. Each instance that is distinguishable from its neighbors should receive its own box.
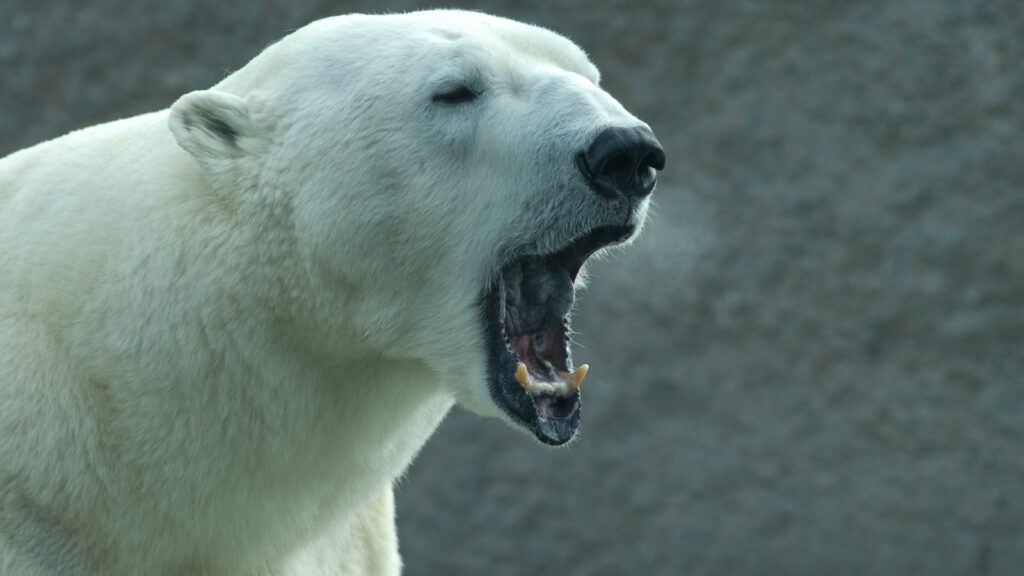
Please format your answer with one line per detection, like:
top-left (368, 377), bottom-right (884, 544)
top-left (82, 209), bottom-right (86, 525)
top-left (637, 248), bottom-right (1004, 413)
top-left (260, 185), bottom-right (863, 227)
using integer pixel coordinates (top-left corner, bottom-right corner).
top-left (2, 1), bottom-right (1021, 574)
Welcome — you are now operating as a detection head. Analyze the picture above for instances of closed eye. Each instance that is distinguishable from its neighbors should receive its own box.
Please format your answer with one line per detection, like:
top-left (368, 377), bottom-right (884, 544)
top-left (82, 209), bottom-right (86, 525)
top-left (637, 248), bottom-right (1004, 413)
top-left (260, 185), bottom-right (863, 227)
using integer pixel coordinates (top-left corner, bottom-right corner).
top-left (432, 85), bottom-right (479, 104)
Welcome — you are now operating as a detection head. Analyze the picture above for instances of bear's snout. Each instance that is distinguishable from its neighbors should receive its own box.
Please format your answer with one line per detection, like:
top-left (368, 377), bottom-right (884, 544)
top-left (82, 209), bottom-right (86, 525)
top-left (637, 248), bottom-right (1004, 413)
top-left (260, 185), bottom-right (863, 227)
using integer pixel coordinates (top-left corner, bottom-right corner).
top-left (576, 125), bottom-right (665, 199)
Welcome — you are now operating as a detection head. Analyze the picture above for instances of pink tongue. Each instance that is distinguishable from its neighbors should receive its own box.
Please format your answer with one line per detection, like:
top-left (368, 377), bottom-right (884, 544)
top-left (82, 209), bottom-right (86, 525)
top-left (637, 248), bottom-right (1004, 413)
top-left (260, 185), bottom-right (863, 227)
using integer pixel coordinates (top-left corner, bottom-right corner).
top-left (513, 333), bottom-right (567, 385)
top-left (513, 326), bottom-right (571, 380)
top-left (513, 333), bottom-right (554, 380)
top-left (513, 335), bottom-right (531, 365)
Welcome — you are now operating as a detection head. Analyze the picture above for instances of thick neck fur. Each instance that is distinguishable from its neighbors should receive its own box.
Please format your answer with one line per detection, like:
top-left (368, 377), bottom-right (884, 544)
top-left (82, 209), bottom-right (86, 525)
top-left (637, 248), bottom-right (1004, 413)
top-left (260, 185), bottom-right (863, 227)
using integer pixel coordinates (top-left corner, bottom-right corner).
top-left (0, 111), bottom-right (453, 573)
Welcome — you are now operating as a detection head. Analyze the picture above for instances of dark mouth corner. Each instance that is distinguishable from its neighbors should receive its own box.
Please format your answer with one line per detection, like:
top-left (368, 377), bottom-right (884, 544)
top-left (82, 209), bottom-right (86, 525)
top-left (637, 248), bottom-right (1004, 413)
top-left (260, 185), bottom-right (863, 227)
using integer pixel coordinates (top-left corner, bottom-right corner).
top-left (480, 224), bottom-right (635, 445)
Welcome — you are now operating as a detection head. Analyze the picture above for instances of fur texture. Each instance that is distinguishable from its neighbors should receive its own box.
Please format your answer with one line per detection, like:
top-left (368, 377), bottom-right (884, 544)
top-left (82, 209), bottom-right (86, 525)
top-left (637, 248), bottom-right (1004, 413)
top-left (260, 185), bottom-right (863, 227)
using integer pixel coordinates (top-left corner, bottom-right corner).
top-left (0, 10), bottom-right (651, 575)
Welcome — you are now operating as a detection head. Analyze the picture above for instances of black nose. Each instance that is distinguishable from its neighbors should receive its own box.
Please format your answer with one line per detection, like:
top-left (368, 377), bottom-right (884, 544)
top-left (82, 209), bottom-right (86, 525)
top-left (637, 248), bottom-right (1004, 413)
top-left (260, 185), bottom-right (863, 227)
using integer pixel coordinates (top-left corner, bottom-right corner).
top-left (576, 125), bottom-right (665, 199)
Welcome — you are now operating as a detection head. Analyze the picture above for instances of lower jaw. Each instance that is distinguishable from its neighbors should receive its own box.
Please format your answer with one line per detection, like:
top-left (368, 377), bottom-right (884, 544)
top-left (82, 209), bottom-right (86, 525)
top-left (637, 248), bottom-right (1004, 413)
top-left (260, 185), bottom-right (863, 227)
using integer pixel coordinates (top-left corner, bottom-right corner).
top-left (483, 307), bottom-right (582, 445)
top-left (531, 399), bottom-right (581, 445)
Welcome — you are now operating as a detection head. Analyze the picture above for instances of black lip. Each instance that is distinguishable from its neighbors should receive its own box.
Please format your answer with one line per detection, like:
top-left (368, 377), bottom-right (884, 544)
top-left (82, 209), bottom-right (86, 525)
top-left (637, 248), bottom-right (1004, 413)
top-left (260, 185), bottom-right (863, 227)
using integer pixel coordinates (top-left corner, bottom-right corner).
top-left (481, 224), bottom-right (635, 445)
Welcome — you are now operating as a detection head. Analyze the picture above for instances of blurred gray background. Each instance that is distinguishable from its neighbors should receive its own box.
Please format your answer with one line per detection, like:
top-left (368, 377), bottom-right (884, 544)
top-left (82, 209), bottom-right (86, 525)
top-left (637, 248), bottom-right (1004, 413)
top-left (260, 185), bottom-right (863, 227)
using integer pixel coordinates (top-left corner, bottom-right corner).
top-left (2, 1), bottom-right (1022, 574)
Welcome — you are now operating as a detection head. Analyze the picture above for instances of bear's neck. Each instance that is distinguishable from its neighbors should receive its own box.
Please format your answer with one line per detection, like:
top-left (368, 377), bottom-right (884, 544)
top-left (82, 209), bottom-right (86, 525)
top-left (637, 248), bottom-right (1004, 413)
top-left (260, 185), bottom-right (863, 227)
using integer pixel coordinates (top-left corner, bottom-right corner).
top-left (55, 124), bottom-right (454, 567)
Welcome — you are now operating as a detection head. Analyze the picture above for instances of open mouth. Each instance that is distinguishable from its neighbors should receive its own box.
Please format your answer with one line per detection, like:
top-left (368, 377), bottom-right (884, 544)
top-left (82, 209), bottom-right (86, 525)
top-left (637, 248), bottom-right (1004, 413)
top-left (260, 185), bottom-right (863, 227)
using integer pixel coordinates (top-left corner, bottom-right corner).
top-left (482, 224), bottom-right (635, 445)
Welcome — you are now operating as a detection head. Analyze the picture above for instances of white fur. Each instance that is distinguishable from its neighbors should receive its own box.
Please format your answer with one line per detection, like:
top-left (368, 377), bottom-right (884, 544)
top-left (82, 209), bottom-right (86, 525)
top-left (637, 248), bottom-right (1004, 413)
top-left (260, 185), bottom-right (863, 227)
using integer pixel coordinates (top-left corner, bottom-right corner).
top-left (0, 10), bottom-right (649, 575)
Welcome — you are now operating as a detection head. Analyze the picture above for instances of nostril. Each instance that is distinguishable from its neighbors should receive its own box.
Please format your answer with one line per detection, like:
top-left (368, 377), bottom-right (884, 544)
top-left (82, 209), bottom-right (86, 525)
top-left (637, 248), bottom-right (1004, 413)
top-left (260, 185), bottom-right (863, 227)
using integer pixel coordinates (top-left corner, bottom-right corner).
top-left (600, 151), bottom-right (636, 181)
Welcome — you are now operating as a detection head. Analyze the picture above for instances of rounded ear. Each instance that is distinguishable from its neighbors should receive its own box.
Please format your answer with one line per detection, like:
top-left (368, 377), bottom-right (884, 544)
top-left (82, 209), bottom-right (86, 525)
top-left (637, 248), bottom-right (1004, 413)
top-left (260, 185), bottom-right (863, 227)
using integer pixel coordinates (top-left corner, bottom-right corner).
top-left (169, 90), bottom-right (257, 160)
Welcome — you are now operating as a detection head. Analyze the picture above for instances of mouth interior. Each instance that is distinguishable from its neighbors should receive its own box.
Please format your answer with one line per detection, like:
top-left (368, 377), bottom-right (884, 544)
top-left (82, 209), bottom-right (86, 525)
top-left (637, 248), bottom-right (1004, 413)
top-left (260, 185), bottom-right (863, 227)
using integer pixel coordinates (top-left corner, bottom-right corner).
top-left (500, 255), bottom-right (577, 412)
top-left (485, 225), bottom-right (634, 444)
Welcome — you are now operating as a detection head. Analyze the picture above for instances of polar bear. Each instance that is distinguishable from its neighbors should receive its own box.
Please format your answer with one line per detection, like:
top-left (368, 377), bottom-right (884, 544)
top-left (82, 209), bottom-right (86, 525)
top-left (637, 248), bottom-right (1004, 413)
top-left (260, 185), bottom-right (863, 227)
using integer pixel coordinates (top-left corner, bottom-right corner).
top-left (0, 9), bottom-right (663, 576)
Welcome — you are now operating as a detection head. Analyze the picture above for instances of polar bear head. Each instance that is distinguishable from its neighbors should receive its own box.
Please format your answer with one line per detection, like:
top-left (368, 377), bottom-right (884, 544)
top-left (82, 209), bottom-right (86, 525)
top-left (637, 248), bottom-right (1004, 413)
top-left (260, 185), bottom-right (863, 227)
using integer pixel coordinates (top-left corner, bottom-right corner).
top-left (168, 10), bottom-right (664, 446)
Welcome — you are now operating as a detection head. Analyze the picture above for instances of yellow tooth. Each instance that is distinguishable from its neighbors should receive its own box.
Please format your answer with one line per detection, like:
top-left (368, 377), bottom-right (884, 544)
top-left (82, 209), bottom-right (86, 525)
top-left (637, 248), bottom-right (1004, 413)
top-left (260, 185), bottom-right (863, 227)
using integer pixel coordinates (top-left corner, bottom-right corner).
top-left (515, 362), bottom-right (531, 389)
top-left (569, 364), bottom-right (589, 391)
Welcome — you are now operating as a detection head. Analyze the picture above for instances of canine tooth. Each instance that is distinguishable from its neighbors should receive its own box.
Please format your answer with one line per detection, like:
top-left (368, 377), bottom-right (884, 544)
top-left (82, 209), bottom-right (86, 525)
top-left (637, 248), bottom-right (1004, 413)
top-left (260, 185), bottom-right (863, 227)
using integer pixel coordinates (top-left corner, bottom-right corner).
top-left (569, 364), bottom-right (589, 390)
top-left (515, 362), bottom-right (531, 389)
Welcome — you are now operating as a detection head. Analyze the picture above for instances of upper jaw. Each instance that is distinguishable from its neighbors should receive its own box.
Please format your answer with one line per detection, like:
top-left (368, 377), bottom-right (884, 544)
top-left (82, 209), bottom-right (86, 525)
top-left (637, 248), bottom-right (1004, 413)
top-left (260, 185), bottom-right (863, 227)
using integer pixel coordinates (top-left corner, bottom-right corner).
top-left (481, 223), bottom-right (636, 445)
top-left (528, 195), bottom-right (650, 263)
